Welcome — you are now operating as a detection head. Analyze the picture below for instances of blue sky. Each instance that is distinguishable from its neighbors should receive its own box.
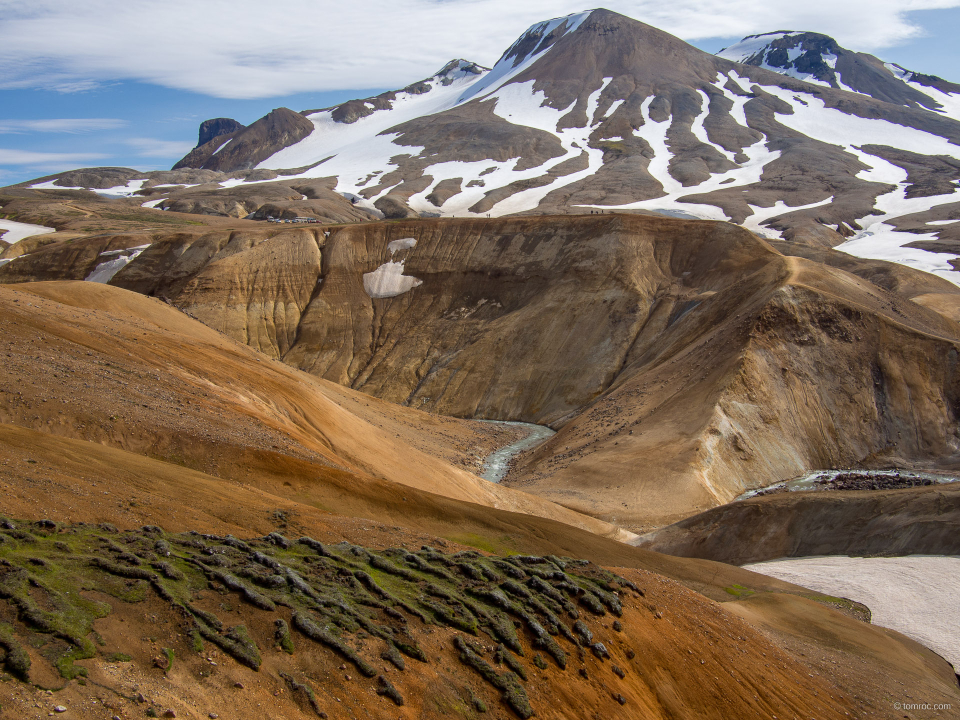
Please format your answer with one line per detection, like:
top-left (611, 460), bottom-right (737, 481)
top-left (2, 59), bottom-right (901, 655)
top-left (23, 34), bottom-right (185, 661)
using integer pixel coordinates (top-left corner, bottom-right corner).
top-left (1, 1), bottom-right (959, 187)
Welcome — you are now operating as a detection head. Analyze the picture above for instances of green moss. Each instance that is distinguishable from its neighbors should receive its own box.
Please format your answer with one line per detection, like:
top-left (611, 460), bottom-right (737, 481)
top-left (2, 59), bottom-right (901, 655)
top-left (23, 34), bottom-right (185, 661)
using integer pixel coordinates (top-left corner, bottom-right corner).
top-left (723, 584), bottom-right (755, 599)
top-left (188, 629), bottom-right (204, 654)
top-left (468, 688), bottom-right (487, 713)
top-left (0, 517), bottom-right (639, 716)
top-left (0, 624), bottom-right (30, 680)
top-left (454, 636), bottom-right (533, 719)
top-left (105, 652), bottom-right (132, 663)
top-left (274, 619), bottom-right (295, 654)
top-left (161, 647), bottom-right (174, 672)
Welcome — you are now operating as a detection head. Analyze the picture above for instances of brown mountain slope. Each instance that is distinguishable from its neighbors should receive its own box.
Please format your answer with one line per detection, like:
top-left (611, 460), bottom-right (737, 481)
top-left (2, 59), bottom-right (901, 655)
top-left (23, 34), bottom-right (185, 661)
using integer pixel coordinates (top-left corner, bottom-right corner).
top-left (0, 519), bottom-right (865, 720)
top-left (509, 252), bottom-right (960, 529)
top-left (633, 483), bottom-right (960, 565)
top-left (0, 281), bottom-right (631, 541)
top-left (0, 278), bottom-right (957, 717)
top-left (3, 210), bottom-right (960, 530)
top-left (173, 107), bottom-right (314, 172)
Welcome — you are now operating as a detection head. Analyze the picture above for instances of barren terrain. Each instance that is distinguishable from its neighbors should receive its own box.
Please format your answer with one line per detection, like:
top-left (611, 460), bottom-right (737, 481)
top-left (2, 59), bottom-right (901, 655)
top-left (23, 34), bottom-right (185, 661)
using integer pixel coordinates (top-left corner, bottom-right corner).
top-left (0, 261), bottom-right (955, 718)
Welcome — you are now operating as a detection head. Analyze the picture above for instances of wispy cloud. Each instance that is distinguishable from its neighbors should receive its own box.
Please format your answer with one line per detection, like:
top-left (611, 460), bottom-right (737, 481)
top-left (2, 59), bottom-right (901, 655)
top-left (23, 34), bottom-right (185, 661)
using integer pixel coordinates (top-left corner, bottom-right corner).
top-left (0, 148), bottom-right (108, 165)
top-left (0, 118), bottom-right (127, 134)
top-left (0, 1), bottom-right (956, 99)
top-left (122, 137), bottom-right (194, 157)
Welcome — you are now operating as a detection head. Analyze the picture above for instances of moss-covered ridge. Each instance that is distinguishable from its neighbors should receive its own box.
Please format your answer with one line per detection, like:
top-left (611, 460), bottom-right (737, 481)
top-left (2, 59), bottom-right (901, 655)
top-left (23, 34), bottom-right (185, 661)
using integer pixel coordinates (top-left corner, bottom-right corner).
top-left (0, 518), bottom-right (639, 717)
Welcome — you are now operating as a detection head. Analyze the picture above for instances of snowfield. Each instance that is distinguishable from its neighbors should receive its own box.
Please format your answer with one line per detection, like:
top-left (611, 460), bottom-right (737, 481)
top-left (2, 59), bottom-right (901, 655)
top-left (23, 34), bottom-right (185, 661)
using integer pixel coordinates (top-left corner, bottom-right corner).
top-left (745, 555), bottom-right (960, 669)
top-left (18, 9), bottom-right (960, 288)
top-left (0, 219), bottom-right (56, 246)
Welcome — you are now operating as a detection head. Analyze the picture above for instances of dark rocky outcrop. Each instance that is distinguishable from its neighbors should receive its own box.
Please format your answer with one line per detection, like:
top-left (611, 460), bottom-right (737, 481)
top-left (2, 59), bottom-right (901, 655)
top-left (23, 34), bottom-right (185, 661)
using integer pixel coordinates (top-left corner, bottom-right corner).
top-left (374, 194), bottom-right (419, 219)
top-left (174, 108), bottom-right (314, 172)
top-left (197, 117), bottom-right (245, 147)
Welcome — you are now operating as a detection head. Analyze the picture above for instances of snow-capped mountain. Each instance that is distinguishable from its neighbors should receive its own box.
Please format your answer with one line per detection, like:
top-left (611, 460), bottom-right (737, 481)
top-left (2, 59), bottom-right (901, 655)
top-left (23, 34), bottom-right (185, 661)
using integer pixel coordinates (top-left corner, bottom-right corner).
top-left (24, 9), bottom-right (960, 284)
top-left (718, 32), bottom-right (960, 121)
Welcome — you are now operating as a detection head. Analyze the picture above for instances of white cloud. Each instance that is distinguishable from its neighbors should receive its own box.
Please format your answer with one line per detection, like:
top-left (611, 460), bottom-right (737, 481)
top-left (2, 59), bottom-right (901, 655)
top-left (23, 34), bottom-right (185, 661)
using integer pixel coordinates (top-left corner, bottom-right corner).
top-left (0, 118), bottom-right (127, 134)
top-left (0, 149), bottom-right (108, 165)
top-left (0, 1), bottom-right (957, 99)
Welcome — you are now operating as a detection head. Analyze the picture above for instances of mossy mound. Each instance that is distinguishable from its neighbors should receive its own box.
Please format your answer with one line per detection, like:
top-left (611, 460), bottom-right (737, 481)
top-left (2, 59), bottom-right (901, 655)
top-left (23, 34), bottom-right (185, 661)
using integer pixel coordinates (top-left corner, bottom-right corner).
top-left (0, 518), bottom-right (638, 717)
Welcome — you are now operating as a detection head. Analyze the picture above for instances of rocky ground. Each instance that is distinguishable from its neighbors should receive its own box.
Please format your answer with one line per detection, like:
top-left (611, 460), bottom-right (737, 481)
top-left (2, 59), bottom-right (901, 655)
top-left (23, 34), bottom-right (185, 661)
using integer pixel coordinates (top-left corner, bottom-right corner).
top-left (752, 471), bottom-right (954, 496)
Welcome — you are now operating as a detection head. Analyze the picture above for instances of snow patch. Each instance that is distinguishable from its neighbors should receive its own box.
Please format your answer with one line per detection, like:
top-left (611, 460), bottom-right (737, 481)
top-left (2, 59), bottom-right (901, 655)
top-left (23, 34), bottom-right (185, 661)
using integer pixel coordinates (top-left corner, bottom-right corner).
top-left (140, 198), bottom-right (167, 209)
top-left (0, 219), bottom-right (56, 245)
top-left (583, 75), bottom-right (782, 220)
top-left (886, 63), bottom-right (960, 122)
top-left (457, 11), bottom-right (592, 105)
top-left (29, 178), bottom-right (146, 197)
top-left (691, 89), bottom-right (736, 163)
top-left (717, 34), bottom-right (831, 87)
top-left (743, 197), bottom-right (835, 239)
top-left (762, 84), bottom-right (960, 158)
top-left (717, 33), bottom-right (800, 64)
top-left (745, 555), bottom-right (960, 669)
top-left (363, 260), bottom-right (422, 298)
top-left (387, 237), bottom-right (416, 255)
top-left (84, 244), bottom-right (150, 284)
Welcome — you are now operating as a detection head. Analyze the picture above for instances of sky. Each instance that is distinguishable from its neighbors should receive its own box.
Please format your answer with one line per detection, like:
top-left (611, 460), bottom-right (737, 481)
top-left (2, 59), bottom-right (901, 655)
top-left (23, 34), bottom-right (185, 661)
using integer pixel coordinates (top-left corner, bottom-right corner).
top-left (2, 0), bottom-right (960, 187)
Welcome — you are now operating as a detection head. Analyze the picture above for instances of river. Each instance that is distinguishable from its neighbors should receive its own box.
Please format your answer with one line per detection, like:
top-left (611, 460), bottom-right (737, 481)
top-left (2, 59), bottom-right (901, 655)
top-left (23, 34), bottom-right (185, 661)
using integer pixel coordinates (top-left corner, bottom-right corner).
top-left (477, 421), bottom-right (556, 483)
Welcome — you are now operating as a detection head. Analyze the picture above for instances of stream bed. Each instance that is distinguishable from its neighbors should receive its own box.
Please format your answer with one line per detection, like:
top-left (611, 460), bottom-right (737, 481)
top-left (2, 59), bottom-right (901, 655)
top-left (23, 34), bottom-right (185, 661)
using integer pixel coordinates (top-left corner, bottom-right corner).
top-left (477, 421), bottom-right (556, 483)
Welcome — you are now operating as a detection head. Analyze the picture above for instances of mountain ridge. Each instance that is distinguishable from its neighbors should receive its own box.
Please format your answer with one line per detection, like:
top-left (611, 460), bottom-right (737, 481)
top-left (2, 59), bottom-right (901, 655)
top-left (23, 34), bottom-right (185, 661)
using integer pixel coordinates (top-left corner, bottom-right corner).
top-left (16, 8), bottom-right (960, 286)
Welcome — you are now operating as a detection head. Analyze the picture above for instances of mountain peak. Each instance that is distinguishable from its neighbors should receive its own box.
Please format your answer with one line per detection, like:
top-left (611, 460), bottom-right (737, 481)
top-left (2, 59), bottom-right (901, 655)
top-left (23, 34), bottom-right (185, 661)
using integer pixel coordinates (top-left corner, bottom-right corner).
top-left (496, 10), bottom-right (595, 69)
top-left (718, 31), bottom-right (842, 86)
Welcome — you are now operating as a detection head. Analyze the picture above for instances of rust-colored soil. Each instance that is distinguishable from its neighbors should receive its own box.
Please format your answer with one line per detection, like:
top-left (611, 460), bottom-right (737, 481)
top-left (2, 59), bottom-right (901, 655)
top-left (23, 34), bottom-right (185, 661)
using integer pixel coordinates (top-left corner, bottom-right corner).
top-left (0, 280), bottom-right (956, 718)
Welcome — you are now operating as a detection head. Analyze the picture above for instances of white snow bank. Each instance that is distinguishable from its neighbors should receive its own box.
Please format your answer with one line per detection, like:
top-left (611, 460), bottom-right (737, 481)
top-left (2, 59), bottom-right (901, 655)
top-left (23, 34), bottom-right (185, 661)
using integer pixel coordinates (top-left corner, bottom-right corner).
top-left (30, 178), bottom-right (147, 197)
top-left (745, 555), bottom-right (960, 669)
top-left (84, 244), bottom-right (150, 284)
top-left (387, 237), bottom-right (416, 255)
top-left (743, 197), bottom-right (834, 239)
top-left (140, 198), bottom-right (167, 209)
top-left (837, 225), bottom-right (960, 286)
top-left (0, 219), bottom-right (56, 245)
top-left (762, 84), bottom-right (960, 158)
top-left (362, 260), bottom-right (422, 298)
top-left (885, 63), bottom-right (960, 123)
top-left (582, 74), bottom-right (782, 221)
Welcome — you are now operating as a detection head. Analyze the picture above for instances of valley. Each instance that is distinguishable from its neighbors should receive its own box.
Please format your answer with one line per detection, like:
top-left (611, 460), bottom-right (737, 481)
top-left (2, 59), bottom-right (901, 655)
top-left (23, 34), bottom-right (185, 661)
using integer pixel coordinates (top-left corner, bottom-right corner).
top-left (2, 6), bottom-right (960, 719)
